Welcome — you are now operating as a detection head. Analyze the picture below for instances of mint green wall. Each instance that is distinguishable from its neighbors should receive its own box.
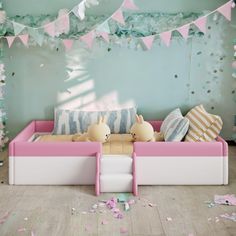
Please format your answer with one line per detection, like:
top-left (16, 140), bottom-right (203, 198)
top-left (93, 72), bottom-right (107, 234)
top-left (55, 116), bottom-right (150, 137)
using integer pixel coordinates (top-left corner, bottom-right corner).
top-left (2, 0), bottom-right (236, 139)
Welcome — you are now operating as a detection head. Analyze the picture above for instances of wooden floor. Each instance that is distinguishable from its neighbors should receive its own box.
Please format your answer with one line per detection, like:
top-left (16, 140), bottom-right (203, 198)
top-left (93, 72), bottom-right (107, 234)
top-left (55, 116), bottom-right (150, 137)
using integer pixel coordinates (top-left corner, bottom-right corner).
top-left (0, 146), bottom-right (236, 236)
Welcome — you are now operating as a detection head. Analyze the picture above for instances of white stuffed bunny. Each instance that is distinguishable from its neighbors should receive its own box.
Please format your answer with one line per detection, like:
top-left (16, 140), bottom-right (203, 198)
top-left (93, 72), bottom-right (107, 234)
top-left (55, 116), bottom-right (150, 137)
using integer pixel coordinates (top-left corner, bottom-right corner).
top-left (72, 116), bottom-right (111, 143)
top-left (130, 115), bottom-right (164, 142)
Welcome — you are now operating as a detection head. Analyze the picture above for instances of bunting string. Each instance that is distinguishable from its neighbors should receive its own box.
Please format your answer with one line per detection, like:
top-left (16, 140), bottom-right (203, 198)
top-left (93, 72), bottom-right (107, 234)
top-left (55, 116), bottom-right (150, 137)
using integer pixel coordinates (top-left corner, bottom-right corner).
top-left (2, 0), bottom-right (234, 50)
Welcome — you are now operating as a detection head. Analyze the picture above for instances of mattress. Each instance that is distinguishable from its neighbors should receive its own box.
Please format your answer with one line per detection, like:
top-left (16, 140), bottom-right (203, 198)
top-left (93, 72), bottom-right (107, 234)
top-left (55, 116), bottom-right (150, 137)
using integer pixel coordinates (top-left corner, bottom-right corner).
top-left (36, 134), bottom-right (134, 155)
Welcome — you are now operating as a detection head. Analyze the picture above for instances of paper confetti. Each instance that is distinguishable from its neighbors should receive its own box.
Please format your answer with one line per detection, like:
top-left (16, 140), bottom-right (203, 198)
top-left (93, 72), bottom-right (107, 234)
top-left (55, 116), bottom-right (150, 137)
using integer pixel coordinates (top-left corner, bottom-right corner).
top-left (166, 217), bottom-right (172, 221)
top-left (106, 197), bottom-right (117, 209)
top-left (85, 225), bottom-right (91, 232)
top-left (114, 212), bottom-right (124, 219)
top-left (128, 199), bottom-right (135, 205)
top-left (120, 227), bottom-right (128, 234)
top-left (124, 202), bottom-right (130, 211)
top-left (220, 212), bottom-right (236, 222)
top-left (18, 228), bottom-right (27, 232)
top-left (118, 194), bottom-right (129, 203)
top-left (204, 201), bottom-right (216, 208)
top-left (0, 211), bottom-right (10, 224)
top-left (101, 219), bottom-right (109, 225)
top-left (214, 194), bottom-right (236, 206)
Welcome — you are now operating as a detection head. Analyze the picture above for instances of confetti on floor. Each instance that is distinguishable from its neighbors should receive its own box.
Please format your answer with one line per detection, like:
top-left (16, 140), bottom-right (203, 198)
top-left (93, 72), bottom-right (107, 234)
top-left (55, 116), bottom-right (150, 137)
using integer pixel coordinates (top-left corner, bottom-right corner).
top-left (220, 212), bottom-right (236, 222)
top-left (18, 228), bottom-right (27, 232)
top-left (148, 203), bottom-right (157, 207)
top-left (120, 227), bottom-right (128, 234)
top-left (214, 194), bottom-right (236, 206)
top-left (166, 217), bottom-right (172, 221)
top-left (101, 220), bottom-right (109, 225)
top-left (85, 225), bottom-right (91, 232)
top-left (0, 211), bottom-right (10, 225)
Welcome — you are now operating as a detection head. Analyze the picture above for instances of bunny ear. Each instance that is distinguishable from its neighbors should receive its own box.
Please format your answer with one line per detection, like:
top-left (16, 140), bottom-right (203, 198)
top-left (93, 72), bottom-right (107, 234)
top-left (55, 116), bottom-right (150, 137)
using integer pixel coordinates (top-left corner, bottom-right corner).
top-left (135, 114), bottom-right (140, 123)
top-left (139, 115), bottom-right (144, 123)
top-left (102, 116), bottom-right (107, 123)
top-left (97, 116), bottom-right (103, 124)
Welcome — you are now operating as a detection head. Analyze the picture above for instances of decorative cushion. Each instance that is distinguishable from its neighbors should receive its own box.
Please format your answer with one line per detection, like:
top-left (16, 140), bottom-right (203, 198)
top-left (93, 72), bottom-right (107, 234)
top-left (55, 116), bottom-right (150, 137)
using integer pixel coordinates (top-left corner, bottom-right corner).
top-left (184, 104), bottom-right (223, 142)
top-left (53, 107), bottom-right (137, 134)
top-left (160, 108), bottom-right (189, 142)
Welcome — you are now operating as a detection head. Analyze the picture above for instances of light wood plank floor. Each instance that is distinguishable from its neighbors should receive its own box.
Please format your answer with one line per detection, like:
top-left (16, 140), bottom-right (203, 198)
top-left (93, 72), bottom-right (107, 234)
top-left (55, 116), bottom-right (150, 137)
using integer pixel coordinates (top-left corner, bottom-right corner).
top-left (0, 146), bottom-right (235, 236)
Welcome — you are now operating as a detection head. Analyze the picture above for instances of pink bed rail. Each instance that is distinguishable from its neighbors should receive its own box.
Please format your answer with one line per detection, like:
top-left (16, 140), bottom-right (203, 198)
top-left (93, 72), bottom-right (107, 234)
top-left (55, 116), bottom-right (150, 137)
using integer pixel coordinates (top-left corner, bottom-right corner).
top-left (9, 120), bottom-right (102, 157)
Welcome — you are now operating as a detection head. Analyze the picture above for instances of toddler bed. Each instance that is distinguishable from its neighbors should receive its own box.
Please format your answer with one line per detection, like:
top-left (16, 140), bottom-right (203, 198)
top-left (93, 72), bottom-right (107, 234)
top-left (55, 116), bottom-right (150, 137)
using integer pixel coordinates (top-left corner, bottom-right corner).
top-left (9, 120), bottom-right (228, 195)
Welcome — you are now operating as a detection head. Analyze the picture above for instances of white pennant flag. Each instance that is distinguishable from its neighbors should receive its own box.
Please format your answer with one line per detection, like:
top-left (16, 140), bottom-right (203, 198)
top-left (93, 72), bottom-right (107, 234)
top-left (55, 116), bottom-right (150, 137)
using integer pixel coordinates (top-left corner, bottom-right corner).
top-left (12, 22), bottom-right (25, 35)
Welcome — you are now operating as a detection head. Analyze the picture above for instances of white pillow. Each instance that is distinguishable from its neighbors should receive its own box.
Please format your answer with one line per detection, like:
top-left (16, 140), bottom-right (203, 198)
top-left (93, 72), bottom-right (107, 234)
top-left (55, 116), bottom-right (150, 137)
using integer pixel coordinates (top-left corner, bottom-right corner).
top-left (160, 108), bottom-right (189, 142)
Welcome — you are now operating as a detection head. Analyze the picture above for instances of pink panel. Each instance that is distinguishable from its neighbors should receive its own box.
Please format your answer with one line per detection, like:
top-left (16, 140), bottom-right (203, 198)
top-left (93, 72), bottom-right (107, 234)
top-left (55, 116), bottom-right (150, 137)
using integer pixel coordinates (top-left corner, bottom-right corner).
top-left (132, 152), bottom-right (138, 196)
top-left (95, 152), bottom-right (101, 196)
top-left (14, 142), bottom-right (102, 157)
top-left (148, 121), bottom-right (162, 132)
top-left (35, 120), bottom-right (54, 132)
top-left (134, 141), bottom-right (223, 157)
top-left (216, 136), bottom-right (228, 157)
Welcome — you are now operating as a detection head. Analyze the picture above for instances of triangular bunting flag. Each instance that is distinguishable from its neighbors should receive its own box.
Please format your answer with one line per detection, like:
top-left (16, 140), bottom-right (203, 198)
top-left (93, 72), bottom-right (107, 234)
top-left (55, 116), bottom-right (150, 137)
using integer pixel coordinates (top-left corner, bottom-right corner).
top-left (217, 1), bottom-right (232, 21)
top-left (160, 31), bottom-right (172, 47)
top-left (56, 12), bottom-right (70, 35)
top-left (77, 1), bottom-right (86, 20)
top-left (44, 22), bottom-right (56, 37)
top-left (141, 35), bottom-right (155, 50)
top-left (18, 34), bottom-right (29, 47)
top-left (122, 0), bottom-right (139, 10)
top-left (193, 16), bottom-right (207, 34)
top-left (63, 39), bottom-right (74, 51)
top-left (97, 31), bottom-right (109, 43)
top-left (111, 9), bottom-right (125, 25)
top-left (6, 36), bottom-right (15, 48)
top-left (177, 24), bottom-right (190, 40)
top-left (80, 30), bottom-right (95, 49)
top-left (12, 22), bottom-right (25, 35)
top-left (97, 21), bottom-right (110, 34)
top-left (28, 28), bottom-right (44, 46)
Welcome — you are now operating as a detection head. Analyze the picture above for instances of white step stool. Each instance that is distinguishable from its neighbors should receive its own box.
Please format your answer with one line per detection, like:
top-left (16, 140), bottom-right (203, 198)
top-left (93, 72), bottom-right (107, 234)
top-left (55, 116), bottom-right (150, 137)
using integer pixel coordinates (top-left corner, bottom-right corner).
top-left (100, 155), bottom-right (133, 193)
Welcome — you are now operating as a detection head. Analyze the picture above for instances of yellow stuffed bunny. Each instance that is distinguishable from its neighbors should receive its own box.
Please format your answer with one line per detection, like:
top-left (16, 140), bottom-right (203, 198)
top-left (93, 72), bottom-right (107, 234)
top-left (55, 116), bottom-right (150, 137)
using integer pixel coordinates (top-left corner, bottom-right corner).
top-left (130, 115), bottom-right (164, 142)
top-left (72, 116), bottom-right (111, 143)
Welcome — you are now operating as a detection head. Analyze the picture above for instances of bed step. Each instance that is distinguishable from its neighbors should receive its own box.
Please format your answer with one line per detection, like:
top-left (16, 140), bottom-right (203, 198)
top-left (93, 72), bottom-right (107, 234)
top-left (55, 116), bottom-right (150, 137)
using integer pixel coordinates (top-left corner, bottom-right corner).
top-left (100, 155), bottom-right (132, 174)
top-left (100, 174), bottom-right (133, 193)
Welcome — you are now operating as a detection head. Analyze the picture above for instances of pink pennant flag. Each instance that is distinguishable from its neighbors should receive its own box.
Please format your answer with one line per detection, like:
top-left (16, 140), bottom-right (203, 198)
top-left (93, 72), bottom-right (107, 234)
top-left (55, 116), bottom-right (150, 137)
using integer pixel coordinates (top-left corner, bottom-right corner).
top-left (57, 14), bottom-right (70, 35)
top-left (98, 31), bottom-right (109, 43)
top-left (194, 16), bottom-right (207, 34)
top-left (217, 1), bottom-right (232, 21)
top-left (160, 31), bottom-right (172, 47)
top-left (177, 24), bottom-right (190, 40)
top-left (122, 0), bottom-right (139, 10)
top-left (6, 36), bottom-right (16, 48)
top-left (80, 31), bottom-right (95, 49)
top-left (141, 35), bottom-right (155, 50)
top-left (63, 39), bottom-right (73, 51)
top-left (44, 22), bottom-right (56, 37)
top-left (111, 9), bottom-right (125, 25)
top-left (18, 34), bottom-right (29, 47)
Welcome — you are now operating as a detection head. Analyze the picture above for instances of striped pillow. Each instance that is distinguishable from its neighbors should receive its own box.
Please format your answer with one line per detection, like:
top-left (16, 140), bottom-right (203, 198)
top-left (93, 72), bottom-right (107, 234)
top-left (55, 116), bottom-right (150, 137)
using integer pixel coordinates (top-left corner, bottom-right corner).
top-left (160, 108), bottom-right (190, 142)
top-left (184, 105), bottom-right (223, 142)
top-left (53, 107), bottom-right (137, 135)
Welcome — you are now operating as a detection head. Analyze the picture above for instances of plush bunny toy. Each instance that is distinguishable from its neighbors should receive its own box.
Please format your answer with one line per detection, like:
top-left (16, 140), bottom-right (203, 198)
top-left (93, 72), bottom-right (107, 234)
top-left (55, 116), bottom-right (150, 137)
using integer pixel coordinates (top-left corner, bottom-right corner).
top-left (72, 116), bottom-right (111, 143)
top-left (130, 115), bottom-right (164, 142)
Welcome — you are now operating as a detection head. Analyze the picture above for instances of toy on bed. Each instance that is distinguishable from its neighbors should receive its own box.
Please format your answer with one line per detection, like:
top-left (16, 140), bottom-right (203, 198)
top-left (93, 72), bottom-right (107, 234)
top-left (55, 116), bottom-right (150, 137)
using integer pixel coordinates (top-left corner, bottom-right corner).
top-left (130, 115), bottom-right (164, 142)
top-left (72, 116), bottom-right (111, 143)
